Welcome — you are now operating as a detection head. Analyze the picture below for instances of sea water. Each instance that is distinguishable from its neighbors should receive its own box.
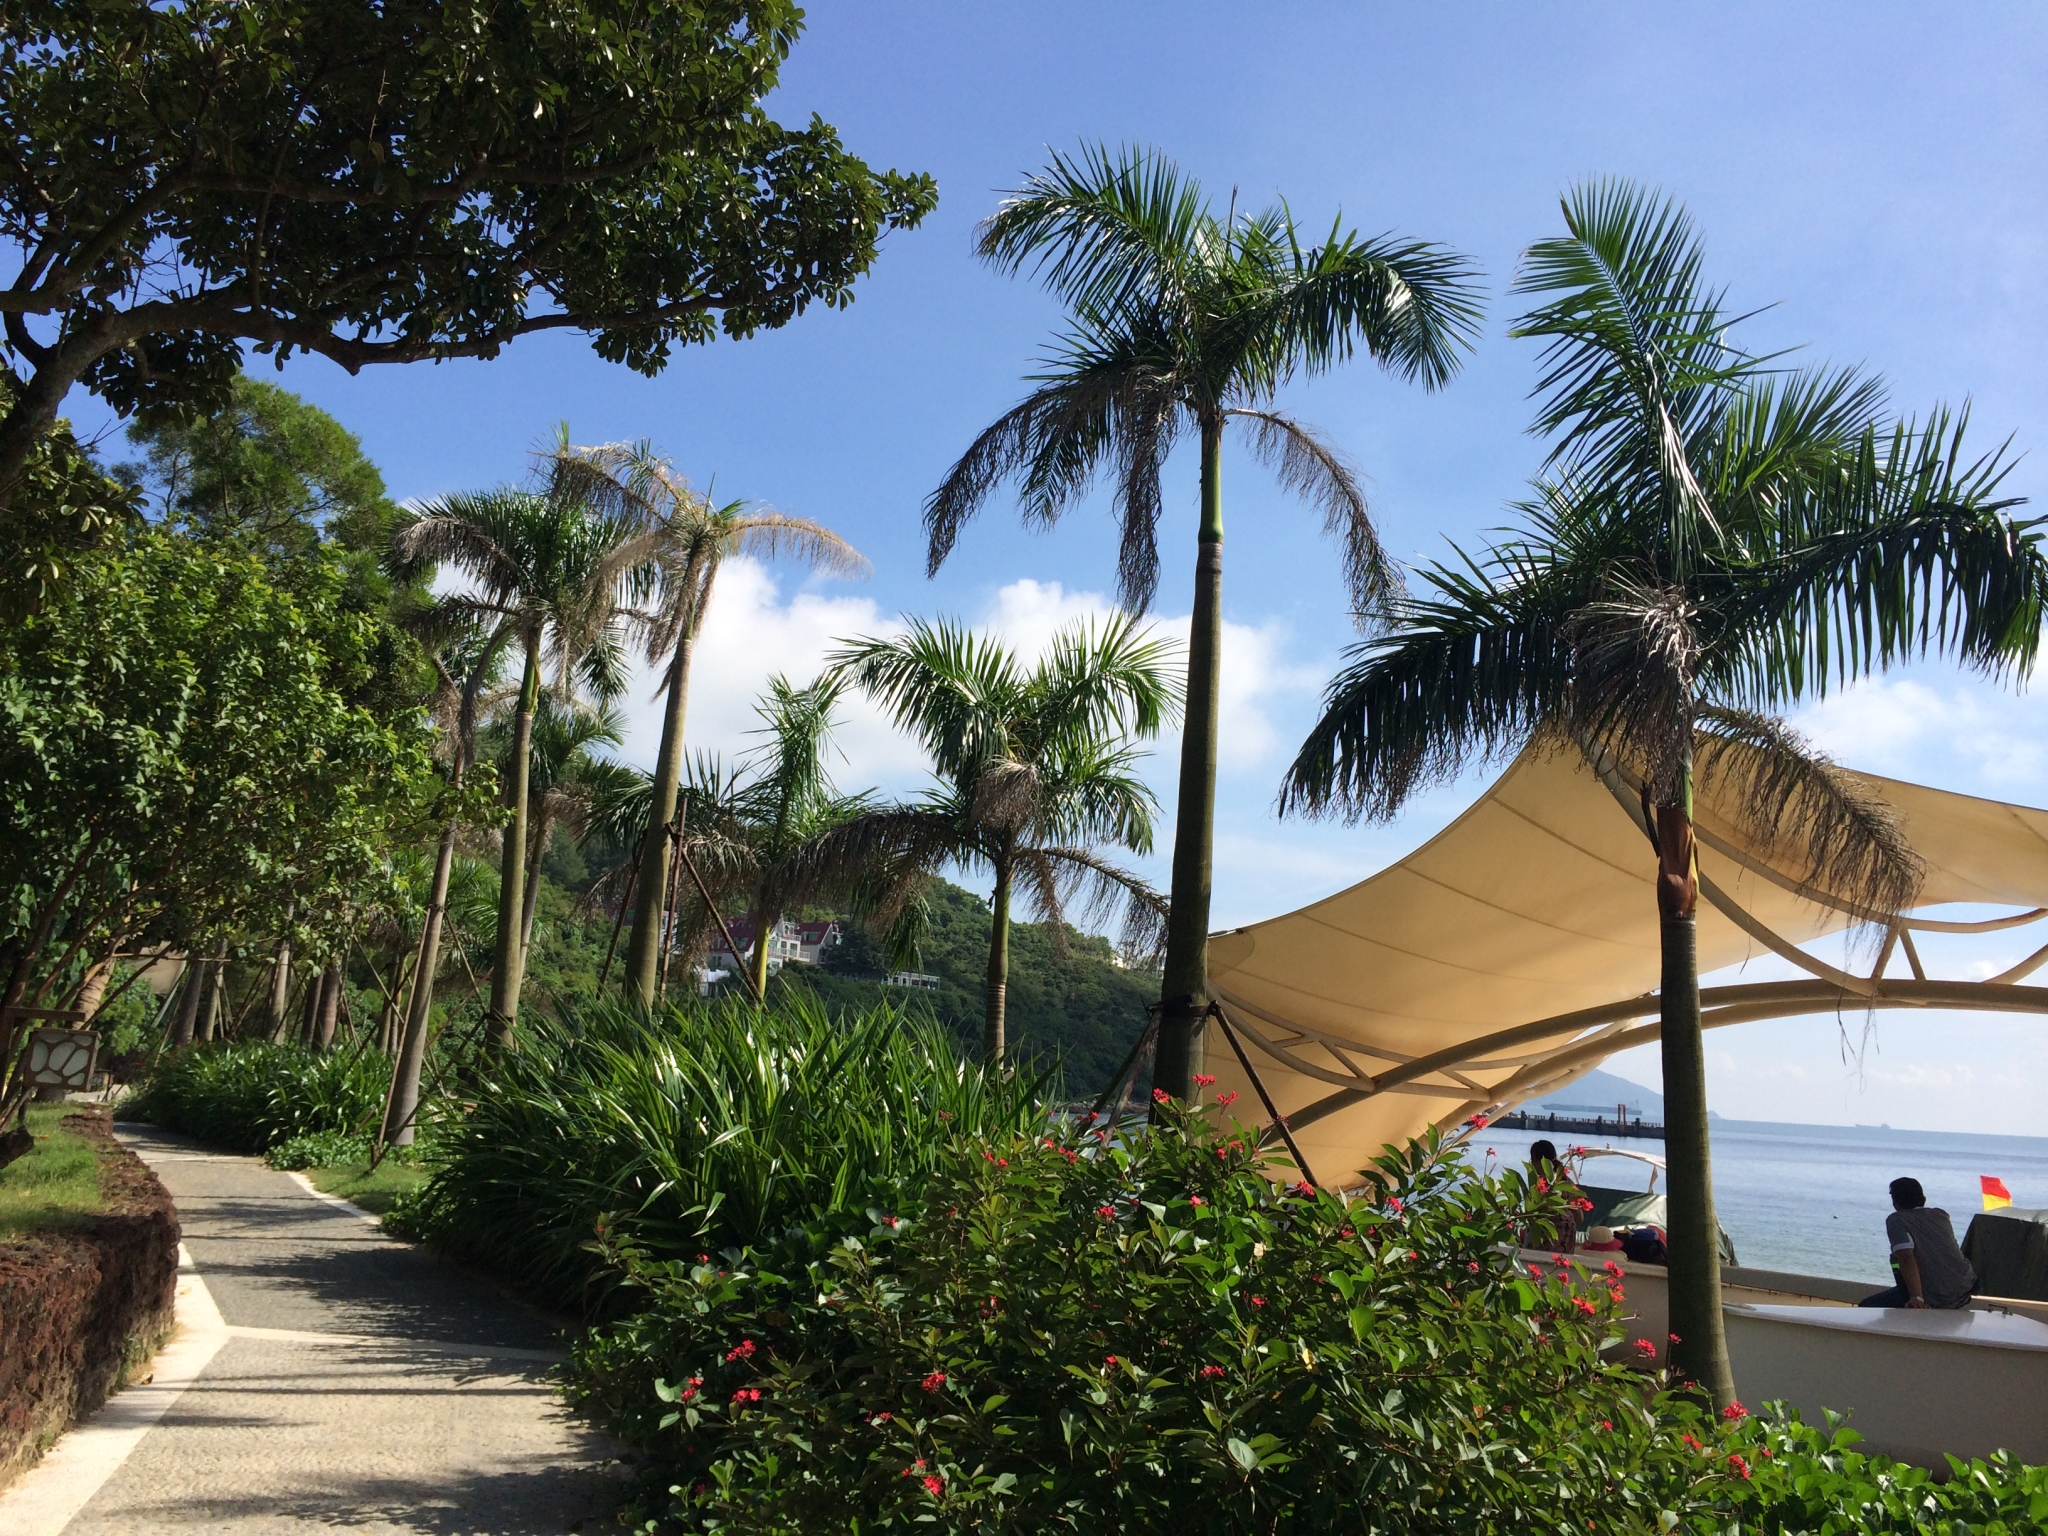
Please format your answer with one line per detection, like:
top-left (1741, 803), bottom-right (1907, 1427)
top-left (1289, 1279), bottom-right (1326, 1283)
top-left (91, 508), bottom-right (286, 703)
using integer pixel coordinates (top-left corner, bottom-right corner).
top-left (1457, 1121), bottom-right (2048, 1287)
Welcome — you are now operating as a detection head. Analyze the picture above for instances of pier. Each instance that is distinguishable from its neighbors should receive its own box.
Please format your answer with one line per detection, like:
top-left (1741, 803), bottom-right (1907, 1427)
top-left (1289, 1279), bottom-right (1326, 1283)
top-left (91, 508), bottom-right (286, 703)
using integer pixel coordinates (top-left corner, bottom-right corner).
top-left (1495, 1108), bottom-right (1664, 1140)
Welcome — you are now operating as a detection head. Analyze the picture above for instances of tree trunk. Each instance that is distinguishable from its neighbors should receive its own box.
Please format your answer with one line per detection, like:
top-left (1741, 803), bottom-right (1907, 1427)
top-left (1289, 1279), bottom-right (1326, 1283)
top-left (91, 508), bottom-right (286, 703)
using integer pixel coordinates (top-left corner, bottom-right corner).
top-left (624, 632), bottom-right (695, 1008)
top-left (73, 952), bottom-right (114, 1018)
top-left (1155, 412), bottom-right (1225, 1102)
top-left (984, 853), bottom-right (1012, 1062)
top-left (171, 956), bottom-right (206, 1047)
top-left (385, 815), bottom-right (456, 1145)
top-left (489, 632), bottom-right (541, 1046)
top-left (197, 962), bottom-right (222, 1042)
top-left (313, 960), bottom-right (342, 1052)
top-left (1655, 763), bottom-right (1736, 1409)
top-left (267, 934), bottom-right (293, 1040)
top-left (519, 804), bottom-right (552, 957)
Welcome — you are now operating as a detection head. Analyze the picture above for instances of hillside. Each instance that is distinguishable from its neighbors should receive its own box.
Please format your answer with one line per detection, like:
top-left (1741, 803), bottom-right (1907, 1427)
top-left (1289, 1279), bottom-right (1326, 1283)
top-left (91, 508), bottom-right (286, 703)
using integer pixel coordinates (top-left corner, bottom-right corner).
top-left (757, 880), bottom-right (1156, 1095)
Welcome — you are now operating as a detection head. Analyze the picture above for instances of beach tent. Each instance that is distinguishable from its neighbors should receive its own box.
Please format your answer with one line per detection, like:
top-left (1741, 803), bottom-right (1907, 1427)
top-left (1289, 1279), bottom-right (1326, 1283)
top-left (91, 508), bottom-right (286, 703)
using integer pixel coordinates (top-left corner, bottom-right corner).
top-left (1203, 742), bottom-right (2048, 1188)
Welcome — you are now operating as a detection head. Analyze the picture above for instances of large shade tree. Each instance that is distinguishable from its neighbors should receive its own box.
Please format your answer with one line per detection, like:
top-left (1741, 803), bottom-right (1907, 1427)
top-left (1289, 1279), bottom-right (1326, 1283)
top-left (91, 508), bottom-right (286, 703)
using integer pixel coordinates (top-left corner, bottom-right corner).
top-left (396, 485), bottom-right (651, 1041)
top-left (1281, 183), bottom-right (2048, 1406)
top-left (924, 145), bottom-right (1482, 1100)
top-left (545, 440), bottom-right (867, 1010)
top-left (0, 0), bottom-right (936, 508)
top-left (830, 615), bottom-right (1173, 1060)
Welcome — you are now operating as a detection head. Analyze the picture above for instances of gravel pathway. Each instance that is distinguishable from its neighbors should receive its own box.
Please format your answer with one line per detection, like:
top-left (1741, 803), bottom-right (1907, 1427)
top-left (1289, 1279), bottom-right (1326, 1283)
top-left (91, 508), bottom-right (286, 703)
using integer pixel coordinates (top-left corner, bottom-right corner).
top-left (0, 1127), bottom-right (622, 1535)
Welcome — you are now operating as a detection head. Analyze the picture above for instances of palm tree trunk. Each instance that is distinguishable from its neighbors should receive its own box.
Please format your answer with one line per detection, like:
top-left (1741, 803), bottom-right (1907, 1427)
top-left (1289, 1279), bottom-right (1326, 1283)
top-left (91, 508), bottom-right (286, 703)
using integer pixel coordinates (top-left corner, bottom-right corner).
top-left (1655, 754), bottom-right (1736, 1409)
top-left (519, 803), bottom-right (553, 955)
top-left (1156, 412), bottom-right (1225, 1101)
top-left (196, 962), bottom-right (222, 1042)
top-left (984, 853), bottom-right (1013, 1062)
top-left (623, 634), bottom-right (694, 1008)
top-left (385, 814), bottom-right (456, 1144)
top-left (489, 632), bottom-right (541, 1045)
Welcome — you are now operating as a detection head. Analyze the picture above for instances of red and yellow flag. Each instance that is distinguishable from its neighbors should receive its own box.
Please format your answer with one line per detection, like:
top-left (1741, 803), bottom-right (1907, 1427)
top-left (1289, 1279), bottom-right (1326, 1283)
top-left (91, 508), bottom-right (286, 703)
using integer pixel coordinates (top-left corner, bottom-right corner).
top-left (1982, 1176), bottom-right (2013, 1211)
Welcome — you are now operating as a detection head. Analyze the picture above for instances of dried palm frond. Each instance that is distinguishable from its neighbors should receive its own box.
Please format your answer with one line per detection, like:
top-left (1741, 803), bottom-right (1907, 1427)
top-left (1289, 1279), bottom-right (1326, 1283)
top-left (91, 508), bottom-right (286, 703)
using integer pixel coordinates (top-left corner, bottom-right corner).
top-left (1695, 705), bottom-right (1923, 918)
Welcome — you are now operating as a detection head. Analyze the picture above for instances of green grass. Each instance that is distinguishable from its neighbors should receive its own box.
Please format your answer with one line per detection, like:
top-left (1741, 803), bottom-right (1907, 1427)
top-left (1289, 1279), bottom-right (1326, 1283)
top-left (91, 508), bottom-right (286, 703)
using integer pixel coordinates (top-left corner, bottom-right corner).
top-left (0, 1104), bottom-right (107, 1237)
top-left (301, 1158), bottom-right (429, 1216)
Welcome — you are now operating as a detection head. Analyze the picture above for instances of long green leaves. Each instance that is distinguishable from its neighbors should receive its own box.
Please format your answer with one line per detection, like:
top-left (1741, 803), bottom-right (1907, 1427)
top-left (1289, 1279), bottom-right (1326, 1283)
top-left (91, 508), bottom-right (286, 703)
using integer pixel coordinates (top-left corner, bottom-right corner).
top-left (121, 1040), bottom-right (391, 1153)
top-left (409, 996), bottom-right (1050, 1311)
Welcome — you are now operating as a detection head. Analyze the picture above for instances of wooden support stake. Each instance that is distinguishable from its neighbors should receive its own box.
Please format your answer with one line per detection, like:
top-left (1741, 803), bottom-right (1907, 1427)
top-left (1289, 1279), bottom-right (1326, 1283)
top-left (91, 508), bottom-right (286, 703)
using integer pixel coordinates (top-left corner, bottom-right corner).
top-left (1075, 1010), bottom-right (1158, 1143)
top-left (675, 839), bottom-right (763, 1007)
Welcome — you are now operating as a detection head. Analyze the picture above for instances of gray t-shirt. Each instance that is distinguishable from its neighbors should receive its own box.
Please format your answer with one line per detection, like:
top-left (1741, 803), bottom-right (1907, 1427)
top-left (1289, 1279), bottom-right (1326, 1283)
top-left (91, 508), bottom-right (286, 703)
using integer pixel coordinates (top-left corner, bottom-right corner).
top-left (1885, 1206), bottom-right (1976, 1308)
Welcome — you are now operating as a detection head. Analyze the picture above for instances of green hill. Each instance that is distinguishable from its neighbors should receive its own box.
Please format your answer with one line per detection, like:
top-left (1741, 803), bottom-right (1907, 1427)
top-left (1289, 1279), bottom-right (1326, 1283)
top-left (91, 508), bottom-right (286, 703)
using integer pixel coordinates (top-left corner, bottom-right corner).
top-left (754, 880), bottom-right (1156, 1096)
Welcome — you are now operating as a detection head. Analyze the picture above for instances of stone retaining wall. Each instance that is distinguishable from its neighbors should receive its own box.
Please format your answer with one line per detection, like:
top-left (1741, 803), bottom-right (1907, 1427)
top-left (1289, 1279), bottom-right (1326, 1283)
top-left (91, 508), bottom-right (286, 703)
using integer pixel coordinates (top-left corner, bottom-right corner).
top-left (0, 1108), bottom-right (179, 1490)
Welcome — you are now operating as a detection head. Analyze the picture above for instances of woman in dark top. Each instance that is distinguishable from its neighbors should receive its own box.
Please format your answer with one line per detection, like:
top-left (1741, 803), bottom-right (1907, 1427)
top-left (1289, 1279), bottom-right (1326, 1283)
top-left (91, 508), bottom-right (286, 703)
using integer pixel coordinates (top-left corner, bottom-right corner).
top-left (1523, 1139), bottom-right (1585, 1254)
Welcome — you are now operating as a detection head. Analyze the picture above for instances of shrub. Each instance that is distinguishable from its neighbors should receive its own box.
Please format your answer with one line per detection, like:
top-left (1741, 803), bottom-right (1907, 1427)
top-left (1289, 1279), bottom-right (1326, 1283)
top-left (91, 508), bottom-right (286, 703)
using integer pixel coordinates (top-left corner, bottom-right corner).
top-left (119, 1040), bottom-right (389, 1153)
top-left (407, 996), bottom-right (1049, 1312)
top-left (264, 1129), bottom-right (385, 1171)
top-left (566, 1109), bottom-right (1747, 1534)
top-left (1724, 1410), bottom-right (2048, 1532)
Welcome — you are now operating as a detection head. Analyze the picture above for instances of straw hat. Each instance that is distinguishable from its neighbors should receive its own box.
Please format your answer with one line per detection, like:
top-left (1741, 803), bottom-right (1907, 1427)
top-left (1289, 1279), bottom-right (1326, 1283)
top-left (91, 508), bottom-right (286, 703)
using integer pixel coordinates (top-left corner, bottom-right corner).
top-left (1581, 1225), bottom-right (1623, 1251)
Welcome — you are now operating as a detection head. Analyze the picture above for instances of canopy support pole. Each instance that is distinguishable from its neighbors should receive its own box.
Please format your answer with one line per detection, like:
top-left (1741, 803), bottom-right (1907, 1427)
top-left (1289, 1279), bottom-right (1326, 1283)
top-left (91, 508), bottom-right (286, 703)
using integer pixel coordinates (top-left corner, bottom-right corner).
top-left (1212, 1002), bottom-right (1320, 1190)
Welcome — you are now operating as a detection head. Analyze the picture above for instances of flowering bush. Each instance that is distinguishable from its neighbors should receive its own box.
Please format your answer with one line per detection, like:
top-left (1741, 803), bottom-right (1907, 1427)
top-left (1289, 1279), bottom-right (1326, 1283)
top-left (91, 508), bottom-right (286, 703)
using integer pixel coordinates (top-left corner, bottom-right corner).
top-left (568, 1109), bottom-right (1752, 1533)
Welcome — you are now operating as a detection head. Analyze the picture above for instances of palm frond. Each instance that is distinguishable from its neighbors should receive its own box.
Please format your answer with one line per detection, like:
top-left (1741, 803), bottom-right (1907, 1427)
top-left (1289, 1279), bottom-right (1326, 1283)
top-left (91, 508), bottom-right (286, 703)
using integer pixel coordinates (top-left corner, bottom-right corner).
top-left (1228, 408), bottom-right (1397, 626)
top-left (1695, 706), bottom-right (1923, 917)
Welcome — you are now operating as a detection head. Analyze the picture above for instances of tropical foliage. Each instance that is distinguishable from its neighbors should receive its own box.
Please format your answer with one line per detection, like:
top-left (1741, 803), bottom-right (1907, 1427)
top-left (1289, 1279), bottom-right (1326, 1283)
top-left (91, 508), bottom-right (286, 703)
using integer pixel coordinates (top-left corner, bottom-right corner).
top-left (924, 144), bottom-right (1483, 1099)
top-left (0, 531), bottom-right (441, 1108)
top-left (0, 0), bottom-right (935, 507)
top-left (829, 616), bottom-right (1172, 1058)
top-left (397, 997), bottom-right (1050, 1312)
top-left (1281, 181), bottom-right (2048, 1404)
top-left (568, 1117), bottom-right (1750, 1535)
top-left (122, 1040), bottom-right (392, 1155)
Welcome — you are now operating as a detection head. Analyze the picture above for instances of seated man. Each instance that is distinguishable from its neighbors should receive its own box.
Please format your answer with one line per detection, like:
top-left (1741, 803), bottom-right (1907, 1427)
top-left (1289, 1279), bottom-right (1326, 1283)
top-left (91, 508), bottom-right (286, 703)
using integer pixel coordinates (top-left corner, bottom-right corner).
top-left (1858, 1176), bottom-right (1975, 1309)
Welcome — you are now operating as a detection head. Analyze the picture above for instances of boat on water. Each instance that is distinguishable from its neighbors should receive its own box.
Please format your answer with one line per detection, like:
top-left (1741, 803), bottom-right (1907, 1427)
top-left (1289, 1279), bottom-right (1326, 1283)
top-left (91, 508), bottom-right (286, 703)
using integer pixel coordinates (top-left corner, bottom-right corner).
top-left (1563, 1145), bottom-right (1737, 1265)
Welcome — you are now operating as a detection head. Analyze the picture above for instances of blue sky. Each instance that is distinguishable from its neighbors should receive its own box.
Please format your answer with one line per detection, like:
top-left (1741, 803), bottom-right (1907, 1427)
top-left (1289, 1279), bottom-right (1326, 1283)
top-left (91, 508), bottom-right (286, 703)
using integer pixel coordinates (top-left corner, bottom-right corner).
top-left (69, 3), bottom-right (2048, 1137)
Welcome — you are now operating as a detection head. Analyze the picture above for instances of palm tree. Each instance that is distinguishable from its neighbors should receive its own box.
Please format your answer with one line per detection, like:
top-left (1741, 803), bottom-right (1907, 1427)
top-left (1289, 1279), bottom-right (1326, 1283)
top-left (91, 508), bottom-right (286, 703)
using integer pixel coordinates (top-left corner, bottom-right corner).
top-left (397, 485), bottom-right (652, 1042)
top-left (1280, 182), bottom-right (2048, 1407)
top-left (496, 694), bottom-right (627, 955)
top-left (923, 144), bottom-right (1482, 1100)
top-left (381, 622), bottom-right (506, 1144)
top-left (545, 439), bottom-right (869, 1010)
top-left (830, 615), bottom-right (1173, 1059)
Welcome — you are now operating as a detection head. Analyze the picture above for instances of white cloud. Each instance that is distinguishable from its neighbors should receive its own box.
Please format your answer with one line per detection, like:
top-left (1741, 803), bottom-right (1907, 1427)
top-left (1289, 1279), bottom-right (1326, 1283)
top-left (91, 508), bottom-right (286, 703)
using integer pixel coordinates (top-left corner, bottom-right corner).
top-left (1794, 674), bottom-right (2048, 790)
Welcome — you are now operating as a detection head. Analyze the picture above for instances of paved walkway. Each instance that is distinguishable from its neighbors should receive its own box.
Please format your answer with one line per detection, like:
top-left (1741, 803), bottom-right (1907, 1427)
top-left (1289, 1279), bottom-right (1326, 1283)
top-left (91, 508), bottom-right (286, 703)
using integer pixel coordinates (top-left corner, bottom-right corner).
top-left (0, 1128), bottom-right (622, 1535)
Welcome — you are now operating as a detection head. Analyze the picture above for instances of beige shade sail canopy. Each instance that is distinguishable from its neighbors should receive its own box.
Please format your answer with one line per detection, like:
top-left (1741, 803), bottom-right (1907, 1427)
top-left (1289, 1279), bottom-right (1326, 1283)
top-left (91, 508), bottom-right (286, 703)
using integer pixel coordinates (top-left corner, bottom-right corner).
top-left (1204, 742), bottom-right (2048, 1187)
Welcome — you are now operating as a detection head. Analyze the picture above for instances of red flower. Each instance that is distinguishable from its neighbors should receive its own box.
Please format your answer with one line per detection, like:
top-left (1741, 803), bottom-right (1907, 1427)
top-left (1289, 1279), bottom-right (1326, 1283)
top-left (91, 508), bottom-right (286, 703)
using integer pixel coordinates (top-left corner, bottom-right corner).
top-left (1216, 1091), bottom-right (1239, 1108)
top-left (921, 1371), bottom-right (947, 1392)
top-left (1727, 1453), bottom-right (1751, 1480)
top-left (1294, 1181), bottom-right (1315, 1198)
top-left (1249, 1296), bottom-right (1266, 1307)
top-left (679, 1376), bottom-right (702, 1402)
top-left (1339, 1228), bottom-right (1354, 1238)
top-left (923, 1474), bottom-right (945, 1496)
top-left (1598, 1419), bottom-right (1612, 1430)
top-left (1097, 1204), bottom-right (1117, 1220)
top-left (1573, 1296), bottom-right (1597, 1315)
top-left (868, 1410), bottom-right (892, 1422)
top-left (1188, 1195), bottom-right (1205, 1207)
top-left (1194, 1074), bottom-right (1217, 1088)
top-left (725, 1339), bottom-right (757, 1363)
top-left (1633, 1338), bottom-right (1656, 1357)
top-left (1536, 1176), bottom-right (1549, 1193)
top-left (1467, 1260), bottom-right (1481, 1273)
top-left (1152, 1088), bottom-right (1171, 1103)
top-left (1722, 1401), bottom-right (1748, 1421)
top-left (1608, 1285), bottom-right (1625, 1302)
top-left (1386, 1196), bottom-right (1404, 1213)
top-left (1602, 1260), bottom-right (1623, 1277)
top-left (1104, 1354), bottom-right (1120, 1367)
top-left (902, 1459), bottom-right (925, 1476)
top-left (1199, 1364), bottom-right (1226, 1379)
top-left (1408, 1250), bottom-right (1420, 1262)
top-left (1465, 1113), bottom-right (1490, 1128)
top-left (731, 1387), bottom-right (763, 1403)
top-left (1668, 1332), bottom-right (1681, 1344)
